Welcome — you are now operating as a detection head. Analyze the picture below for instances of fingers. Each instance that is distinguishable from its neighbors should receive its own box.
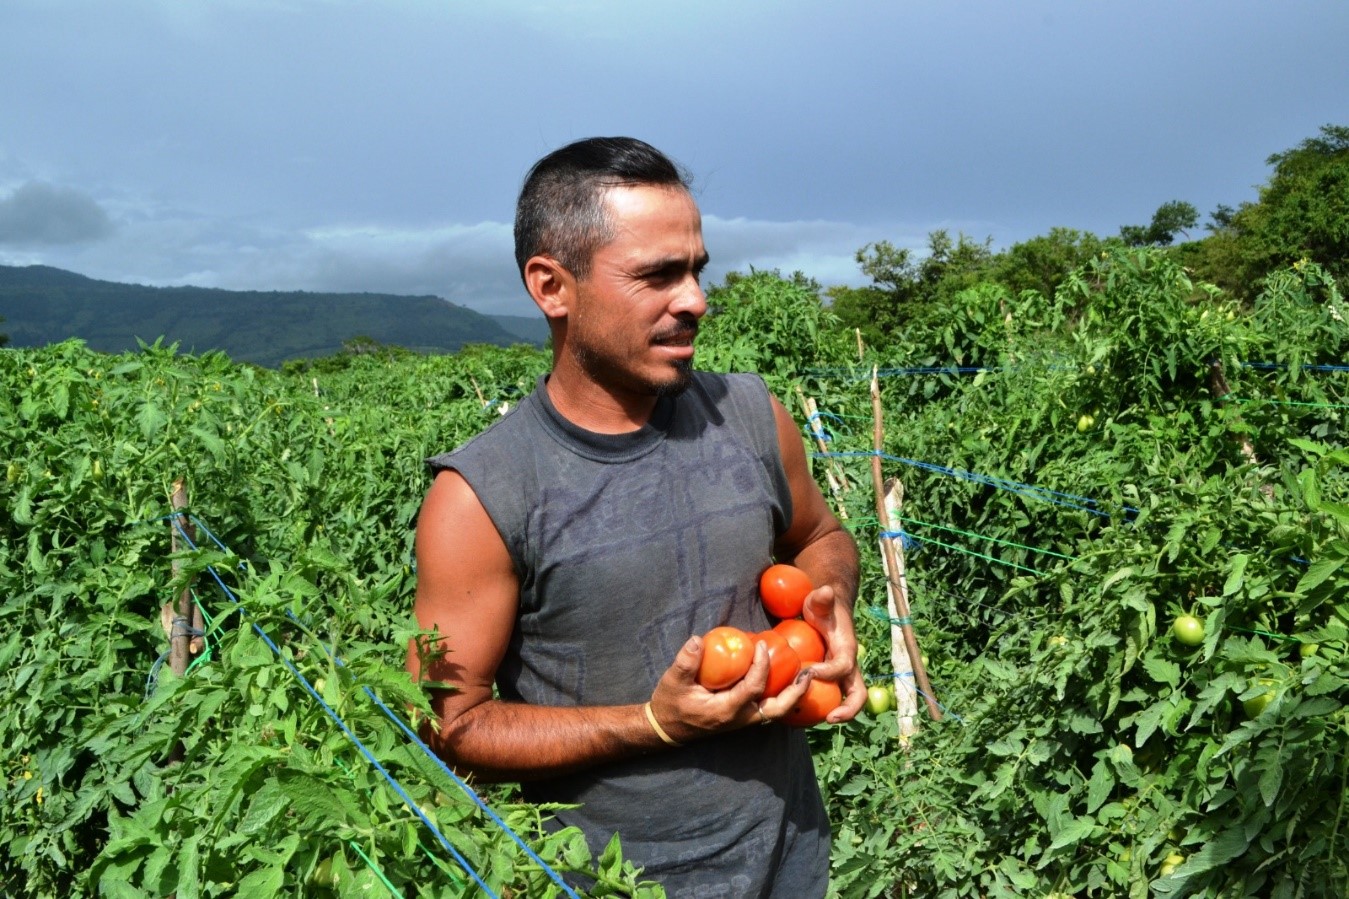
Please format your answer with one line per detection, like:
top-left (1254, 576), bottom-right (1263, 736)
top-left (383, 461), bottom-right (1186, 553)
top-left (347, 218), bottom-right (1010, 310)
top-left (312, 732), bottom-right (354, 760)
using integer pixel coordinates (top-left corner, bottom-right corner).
top-left (826, 667), bottom-right (867, 724)
top-left (668, 635), bottom-right (703, 684)
top-left (802, 584), bottom-right (836, 627)
top-left (758, 666), bottom-right (812, 718)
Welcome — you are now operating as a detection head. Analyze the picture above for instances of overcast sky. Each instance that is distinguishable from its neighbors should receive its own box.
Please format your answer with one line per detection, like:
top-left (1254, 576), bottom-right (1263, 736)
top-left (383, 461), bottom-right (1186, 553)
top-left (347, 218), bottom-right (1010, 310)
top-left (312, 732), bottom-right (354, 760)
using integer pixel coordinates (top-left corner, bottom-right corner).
top-left (2, 0), bottom-right (1346, 318)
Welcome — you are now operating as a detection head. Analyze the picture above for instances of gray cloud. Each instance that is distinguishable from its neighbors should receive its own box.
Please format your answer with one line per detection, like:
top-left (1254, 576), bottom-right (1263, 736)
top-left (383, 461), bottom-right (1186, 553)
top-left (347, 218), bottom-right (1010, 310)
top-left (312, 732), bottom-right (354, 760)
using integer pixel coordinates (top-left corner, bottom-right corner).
top-left (0, 181), bottom-right (114, 245)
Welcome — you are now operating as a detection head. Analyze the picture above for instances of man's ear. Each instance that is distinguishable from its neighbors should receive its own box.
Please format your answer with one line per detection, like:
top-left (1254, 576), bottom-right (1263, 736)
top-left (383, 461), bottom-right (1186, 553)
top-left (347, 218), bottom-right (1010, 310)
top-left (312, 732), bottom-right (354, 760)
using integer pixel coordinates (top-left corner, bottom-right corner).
top-left (524, 256), bottom-right (573, 321)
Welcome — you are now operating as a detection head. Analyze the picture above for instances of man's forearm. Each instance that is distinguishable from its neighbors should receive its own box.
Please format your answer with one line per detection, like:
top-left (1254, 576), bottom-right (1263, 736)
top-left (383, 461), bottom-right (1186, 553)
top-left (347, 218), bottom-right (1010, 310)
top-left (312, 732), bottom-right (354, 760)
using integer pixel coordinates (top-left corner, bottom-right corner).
top-left (794, 526), bottom-right (860, 611)
top-left (433, 699), bottom-right (673, 783)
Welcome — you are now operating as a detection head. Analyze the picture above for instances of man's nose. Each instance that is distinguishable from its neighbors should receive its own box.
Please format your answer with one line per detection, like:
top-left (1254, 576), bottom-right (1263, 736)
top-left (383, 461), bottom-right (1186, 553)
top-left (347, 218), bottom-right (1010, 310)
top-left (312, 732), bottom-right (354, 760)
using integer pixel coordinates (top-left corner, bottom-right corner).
top-left (672, 275), bottom-right (707, 319)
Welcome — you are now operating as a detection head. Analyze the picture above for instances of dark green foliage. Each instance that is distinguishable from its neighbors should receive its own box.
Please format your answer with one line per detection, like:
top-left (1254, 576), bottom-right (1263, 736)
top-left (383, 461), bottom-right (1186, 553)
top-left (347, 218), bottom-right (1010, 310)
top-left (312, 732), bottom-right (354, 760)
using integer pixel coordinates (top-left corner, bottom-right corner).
top-left (0, 339), bottom-right (662, 897)
top-left (1184, 124), bottom-right (1349, 300)
top-left (827, 232), bottom-right (996, 347)
top-left (811, 253), bottom-right (1348, 898)
top-left (1120, 201), bottom-right (1200, 247)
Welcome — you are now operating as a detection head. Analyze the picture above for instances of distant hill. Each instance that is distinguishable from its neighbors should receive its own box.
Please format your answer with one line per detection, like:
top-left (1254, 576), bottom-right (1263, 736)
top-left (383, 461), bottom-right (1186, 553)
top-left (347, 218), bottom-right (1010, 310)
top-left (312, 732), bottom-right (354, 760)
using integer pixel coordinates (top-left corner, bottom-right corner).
top-left (487, 312), bottom-right (550, 346)
top-left (0, 264), bottom-right (545, 367)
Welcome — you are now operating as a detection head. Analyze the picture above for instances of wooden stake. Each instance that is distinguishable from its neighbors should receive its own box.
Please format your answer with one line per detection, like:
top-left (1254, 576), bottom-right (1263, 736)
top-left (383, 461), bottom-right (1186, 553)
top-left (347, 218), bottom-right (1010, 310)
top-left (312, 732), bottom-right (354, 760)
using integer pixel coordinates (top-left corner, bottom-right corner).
top-left (870, 368), bottom-right (942, 722)
top-left (880, 479), bottom-right (918, 746)
top-left (795, 387), bottom-right (851, 518)
top-left (165, 479), bottom-right (200, 675)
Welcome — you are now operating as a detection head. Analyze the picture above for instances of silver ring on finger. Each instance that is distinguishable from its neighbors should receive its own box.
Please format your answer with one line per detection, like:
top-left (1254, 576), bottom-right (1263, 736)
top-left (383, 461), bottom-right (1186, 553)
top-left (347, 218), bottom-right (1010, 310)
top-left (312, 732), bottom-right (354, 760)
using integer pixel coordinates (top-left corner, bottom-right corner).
top-left (756, 703), bottom-right (771, 725)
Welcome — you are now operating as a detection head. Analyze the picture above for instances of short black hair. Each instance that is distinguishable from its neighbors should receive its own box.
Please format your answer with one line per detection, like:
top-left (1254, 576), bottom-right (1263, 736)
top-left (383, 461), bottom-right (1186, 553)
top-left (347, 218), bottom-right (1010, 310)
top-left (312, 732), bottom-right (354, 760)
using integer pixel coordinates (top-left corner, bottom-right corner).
top-left (514, 137), bottom-right (692, 282)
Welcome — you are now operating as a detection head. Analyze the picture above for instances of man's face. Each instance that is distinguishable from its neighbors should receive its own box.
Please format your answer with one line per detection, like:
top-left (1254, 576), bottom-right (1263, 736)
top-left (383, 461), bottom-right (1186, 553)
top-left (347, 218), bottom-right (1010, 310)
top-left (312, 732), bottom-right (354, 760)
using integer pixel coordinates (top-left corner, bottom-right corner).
top-left (568, 184), bottom-right (709, 398)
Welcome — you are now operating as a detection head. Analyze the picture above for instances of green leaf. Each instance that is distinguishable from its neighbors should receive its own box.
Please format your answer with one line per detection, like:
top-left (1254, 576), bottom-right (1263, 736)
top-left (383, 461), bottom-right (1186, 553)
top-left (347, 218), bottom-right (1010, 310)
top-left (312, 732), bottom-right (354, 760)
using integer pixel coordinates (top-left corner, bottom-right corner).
top-left (1143, 656), bottom-right (1181, 689)
top-left (175, 837), bottom-right (201, 899)
top-left (1295, 554), bottom-right (1344, 596)
top-left (1173, 826), bottom-right (1252, 876)
top-left (234, 863), bottom-right (285, 895)
top-left (1085, 761), bottom-right (1114, 813)
top-left (1047, 816), bottom-right (1095, 850)
top-left (1222, 553), bottom-right (1249, 596)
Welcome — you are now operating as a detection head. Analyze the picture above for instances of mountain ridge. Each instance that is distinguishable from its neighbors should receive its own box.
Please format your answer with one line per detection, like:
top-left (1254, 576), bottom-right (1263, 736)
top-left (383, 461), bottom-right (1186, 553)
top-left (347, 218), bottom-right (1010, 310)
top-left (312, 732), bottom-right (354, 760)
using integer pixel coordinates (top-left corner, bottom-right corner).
top-left (0, 264), bottom-right (547, 367)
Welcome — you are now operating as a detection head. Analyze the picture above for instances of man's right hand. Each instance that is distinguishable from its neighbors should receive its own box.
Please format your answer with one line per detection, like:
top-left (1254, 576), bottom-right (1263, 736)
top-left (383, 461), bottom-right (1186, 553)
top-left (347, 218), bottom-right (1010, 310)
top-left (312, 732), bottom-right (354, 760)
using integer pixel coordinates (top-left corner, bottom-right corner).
top-left (648, 634), bottom-right (814, 743)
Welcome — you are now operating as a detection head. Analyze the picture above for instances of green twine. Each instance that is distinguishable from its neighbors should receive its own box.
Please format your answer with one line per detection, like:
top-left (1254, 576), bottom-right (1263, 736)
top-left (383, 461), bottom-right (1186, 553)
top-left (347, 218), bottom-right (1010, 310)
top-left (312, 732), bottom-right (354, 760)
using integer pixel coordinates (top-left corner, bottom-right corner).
top-left (899, 515), bottom-right (1077, 562)
top-left (900, 531), bottom-right (1049, 575)
top-left (347, 843), bottom-right (406, 899)
top-left (1228, 624), bottom-right (1299, 643)
top-left (841, 515), bottom-right (1067, 573)
top-left (1226, 396), bottom-right (1349, 410)
top-left (867, 606), bottom-right (913, 627)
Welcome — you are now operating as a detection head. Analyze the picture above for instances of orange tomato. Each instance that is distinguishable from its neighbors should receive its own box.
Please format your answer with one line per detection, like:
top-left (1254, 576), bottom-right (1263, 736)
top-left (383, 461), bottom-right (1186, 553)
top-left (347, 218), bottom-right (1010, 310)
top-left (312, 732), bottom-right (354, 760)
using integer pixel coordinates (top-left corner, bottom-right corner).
top-left (753, 629), bottom-right (802, 698)
top-left (759, 564), bottom-right (813, 619)
top-left (698, 626), bottom-right (755, 690)
top-left (773, 618), bottom-right (826, 665)
top-left (783, 677), bottom-right (842, 727)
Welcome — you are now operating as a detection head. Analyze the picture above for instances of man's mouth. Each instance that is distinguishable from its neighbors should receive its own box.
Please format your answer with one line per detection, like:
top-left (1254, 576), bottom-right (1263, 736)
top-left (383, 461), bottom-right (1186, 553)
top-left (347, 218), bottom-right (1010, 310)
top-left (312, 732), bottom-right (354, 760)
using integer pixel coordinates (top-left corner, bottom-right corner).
top-left (653, 326), bottom-right (697, 347)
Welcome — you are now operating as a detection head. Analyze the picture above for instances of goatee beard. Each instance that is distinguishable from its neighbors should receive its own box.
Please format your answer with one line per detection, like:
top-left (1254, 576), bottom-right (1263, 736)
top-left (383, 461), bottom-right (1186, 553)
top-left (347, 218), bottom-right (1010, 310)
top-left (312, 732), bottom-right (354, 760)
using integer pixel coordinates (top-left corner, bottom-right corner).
top-left (653, 360), bottom-right (693, 397)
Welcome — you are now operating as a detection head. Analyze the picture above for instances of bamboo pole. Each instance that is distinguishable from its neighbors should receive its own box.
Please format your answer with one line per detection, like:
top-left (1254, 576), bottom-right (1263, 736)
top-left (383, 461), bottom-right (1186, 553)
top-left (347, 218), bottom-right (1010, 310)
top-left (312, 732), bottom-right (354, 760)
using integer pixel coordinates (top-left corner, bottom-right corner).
top-left (869, 368), bottom-right (942, 722)
top-left (880, 480), bottom-right (918, 745)
top-left (165, 479), bottom-right (198, 676)
top-left (795, 387), bottom-right (851, 518)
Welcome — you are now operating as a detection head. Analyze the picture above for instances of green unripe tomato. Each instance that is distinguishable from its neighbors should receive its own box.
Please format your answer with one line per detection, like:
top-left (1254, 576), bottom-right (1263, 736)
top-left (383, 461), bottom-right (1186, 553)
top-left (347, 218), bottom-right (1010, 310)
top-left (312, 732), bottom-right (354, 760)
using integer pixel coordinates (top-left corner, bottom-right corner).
top-left (1171, 615), bottom-right (1205, 647)
top-left (5, 462), bottom-right (19, 484)
top-left (1159, 852), bottom-right (1185, 877)
top-left (865, 684), bottom-right (892, 715)
top-left (1242, 679), bottom-right (1277, 717)
top-left (1298, 642), bottom-right (1319, 659)
top-left (311, 857), bottom-right (335, 887)
top-left (1077, 414), bottom-right (1095, 432)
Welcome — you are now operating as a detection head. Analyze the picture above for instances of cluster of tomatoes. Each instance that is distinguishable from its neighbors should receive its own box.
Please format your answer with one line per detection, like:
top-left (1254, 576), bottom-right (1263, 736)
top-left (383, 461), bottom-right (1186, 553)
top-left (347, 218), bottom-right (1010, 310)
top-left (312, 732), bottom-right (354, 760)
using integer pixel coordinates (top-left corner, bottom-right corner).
top-left (696, 564), bottom-right (843, 727)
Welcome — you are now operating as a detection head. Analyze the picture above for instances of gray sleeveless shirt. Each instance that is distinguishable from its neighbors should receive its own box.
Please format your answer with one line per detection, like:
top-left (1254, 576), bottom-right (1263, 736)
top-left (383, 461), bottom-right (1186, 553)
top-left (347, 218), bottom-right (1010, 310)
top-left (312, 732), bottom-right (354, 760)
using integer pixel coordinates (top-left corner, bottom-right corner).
top-left (426, 371), bottom-right (829, 897)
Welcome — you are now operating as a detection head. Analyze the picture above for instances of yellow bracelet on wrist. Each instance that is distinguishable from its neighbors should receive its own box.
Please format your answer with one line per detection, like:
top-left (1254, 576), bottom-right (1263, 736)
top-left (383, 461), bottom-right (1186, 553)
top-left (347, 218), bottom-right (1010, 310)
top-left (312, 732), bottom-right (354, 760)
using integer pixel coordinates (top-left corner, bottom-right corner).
top-left (643, 701), bottom-right (681, 747)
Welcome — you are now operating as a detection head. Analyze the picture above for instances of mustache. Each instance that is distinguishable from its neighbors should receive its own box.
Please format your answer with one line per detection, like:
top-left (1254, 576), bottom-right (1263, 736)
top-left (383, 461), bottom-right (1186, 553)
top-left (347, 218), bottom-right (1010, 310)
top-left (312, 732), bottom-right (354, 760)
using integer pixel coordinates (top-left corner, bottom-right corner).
top-left (653, 322), bottom-right (699, 342)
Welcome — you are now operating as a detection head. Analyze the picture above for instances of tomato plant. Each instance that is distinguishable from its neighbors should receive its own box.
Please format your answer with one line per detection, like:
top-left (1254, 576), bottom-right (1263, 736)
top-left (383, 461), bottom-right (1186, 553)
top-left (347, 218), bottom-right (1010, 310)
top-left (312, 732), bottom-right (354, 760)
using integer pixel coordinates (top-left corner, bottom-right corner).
top-left (773, 618), bottom-right (826, 665)
top-left (783, 678), bottom-right (842, 727)
top-left (759, 563), bottom-right (813, 619)
top-left (698, 626), bottom-right (755, 690)
top-left (753, 629), bottom-right (801, 698)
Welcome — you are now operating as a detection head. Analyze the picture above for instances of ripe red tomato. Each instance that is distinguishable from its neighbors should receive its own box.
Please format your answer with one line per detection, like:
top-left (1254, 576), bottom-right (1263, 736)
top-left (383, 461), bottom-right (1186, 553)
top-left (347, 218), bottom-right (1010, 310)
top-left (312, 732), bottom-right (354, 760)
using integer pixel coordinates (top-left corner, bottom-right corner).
top-left (698, 626), bottom-right (755, 690)
top-left (783, 677), bottom-right (842, 727)
top-left (773, 618), bottom-right (826, 665)
top-left (753, 630), bottom-right (802, 698)
top-left (759, 564), bottom-right (813, 619)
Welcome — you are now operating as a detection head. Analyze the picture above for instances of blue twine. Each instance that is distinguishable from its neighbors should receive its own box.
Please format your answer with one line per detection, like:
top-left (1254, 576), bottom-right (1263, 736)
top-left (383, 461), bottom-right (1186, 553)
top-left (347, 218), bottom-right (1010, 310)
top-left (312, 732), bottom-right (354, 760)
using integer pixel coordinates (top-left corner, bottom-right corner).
top-left (805, 410), bottom-right (834, 442)
top-left (819, 450), bottom-right (1138, 521)
top-left (866, 670), bottom-right (963, 723)
top-left (878, 529), bottom-right (919, 552)
top-left (807, 365), bottom-right (1003, 380)
top-left (1242, 361), bottom-right (1349, 372)
top-left (145, 650), bottom-right (170, 698)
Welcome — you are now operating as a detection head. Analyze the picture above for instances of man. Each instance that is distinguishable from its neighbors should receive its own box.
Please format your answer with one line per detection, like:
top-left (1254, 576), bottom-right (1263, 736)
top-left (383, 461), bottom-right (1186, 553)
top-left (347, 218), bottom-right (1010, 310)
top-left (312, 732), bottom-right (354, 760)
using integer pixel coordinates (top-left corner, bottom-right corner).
top-left (409, 136), bottom-right (863, 895)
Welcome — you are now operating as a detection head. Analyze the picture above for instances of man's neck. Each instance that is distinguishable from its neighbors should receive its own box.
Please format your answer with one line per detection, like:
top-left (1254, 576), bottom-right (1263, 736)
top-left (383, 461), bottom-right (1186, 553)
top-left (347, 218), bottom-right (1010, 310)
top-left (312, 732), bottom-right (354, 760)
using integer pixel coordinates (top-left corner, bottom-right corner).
top-left (543, 367), bottom-right (659, 435)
